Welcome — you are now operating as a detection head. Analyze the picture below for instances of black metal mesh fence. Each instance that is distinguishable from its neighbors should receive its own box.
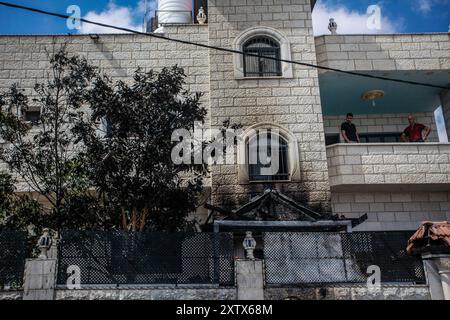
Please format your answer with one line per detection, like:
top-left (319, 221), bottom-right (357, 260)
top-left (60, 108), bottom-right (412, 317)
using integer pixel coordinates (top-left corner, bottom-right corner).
top-left (264, 231), bottom-right (425, 285)
top-left (57, 231), bottom-right (234, 287)
top-left (0, 231), bottom-right (27, 289)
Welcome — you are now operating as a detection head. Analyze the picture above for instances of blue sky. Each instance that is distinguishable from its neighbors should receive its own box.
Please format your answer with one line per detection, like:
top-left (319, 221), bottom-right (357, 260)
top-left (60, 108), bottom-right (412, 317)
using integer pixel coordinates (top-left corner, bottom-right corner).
top-left (0, 0), bottom-right (448, 35)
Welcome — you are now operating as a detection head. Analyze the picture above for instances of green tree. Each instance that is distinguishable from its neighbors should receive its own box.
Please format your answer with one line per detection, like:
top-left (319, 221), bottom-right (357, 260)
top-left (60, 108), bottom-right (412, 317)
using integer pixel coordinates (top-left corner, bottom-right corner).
top-left (0, 49), bottom-right (97, 231)
top-left (75, 66), bottom-right (208, 231)
top-left (0, 172), bottom-right (42, 232)
top-left (0, 50), bottom-right (208, 232)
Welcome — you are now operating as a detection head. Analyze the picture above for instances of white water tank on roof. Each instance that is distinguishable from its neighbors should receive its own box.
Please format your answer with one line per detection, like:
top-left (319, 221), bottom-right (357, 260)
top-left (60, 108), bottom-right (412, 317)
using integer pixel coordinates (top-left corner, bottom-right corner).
top-left (158, 0), bottom-right (193, 24)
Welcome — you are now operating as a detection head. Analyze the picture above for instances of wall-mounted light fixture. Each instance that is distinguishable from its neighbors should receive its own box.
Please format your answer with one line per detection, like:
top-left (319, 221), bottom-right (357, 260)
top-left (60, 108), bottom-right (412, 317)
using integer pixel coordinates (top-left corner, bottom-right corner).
top-left (89, 33), bottom-right (100, 41)
top-left (362, 90), bottom-right (385, 107)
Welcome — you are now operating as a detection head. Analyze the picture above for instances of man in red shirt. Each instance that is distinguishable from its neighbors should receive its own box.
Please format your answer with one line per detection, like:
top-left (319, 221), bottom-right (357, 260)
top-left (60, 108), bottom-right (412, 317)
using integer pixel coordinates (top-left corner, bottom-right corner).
top-left (401, 115), bottom-right (431, 142)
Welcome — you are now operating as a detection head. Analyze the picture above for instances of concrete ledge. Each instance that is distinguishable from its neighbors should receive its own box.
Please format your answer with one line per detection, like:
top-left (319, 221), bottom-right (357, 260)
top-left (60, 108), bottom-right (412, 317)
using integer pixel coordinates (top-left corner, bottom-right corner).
top-left (327, 143), bottom-right (450, 189)
top-left (316, 33), bottom-right (450, 72)
top-left (55, 288), bottom-right (237, 300)
top-left (265, 284), bottom-right (431, 300)
top-left (236, 260), bottom-right (264, 300)
top-left (0, 291), bottom-right (23, 300)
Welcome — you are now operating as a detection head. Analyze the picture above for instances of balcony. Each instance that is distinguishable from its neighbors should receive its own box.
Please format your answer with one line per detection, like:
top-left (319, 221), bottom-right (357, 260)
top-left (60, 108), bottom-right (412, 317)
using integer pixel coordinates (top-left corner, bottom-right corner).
top-left (326, 143), bottom-right (450, 191)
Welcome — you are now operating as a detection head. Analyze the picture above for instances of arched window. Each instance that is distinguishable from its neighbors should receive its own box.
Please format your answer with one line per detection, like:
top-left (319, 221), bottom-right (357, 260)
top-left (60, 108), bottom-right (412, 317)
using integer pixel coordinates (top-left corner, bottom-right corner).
top-left (237, 123), bottom-right (301, 184)
top-left (233, 27), bottom-right (293, 79)
top-left (243, 37), bottom-right (282, 77)
top-left (247, 130), bottom-right (289, 182)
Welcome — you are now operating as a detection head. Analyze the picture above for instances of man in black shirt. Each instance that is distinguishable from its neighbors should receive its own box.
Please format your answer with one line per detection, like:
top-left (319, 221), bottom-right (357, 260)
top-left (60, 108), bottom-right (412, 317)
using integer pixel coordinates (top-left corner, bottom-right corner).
top-left (341, 113), bottom-right (360, 143)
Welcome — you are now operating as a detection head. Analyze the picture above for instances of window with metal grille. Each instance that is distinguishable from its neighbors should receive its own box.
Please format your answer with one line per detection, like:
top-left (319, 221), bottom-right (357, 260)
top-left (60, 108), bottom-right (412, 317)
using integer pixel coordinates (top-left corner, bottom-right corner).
top-left (24, 110), bottom-right (40, 125)
top-left (247, 131), bottom-right (289, 182)
top-left (243, 37), bottom-right (282, 77)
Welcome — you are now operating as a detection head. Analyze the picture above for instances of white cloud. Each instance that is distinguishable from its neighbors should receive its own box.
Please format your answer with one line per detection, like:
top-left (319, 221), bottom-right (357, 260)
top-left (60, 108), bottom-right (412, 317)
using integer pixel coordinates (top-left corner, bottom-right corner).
top-left (312, 2), bottom-right (400, 36)
top-left (78, 1), bottom-right (145, 34)
top-left (418, 0), bottom-right (433, 13)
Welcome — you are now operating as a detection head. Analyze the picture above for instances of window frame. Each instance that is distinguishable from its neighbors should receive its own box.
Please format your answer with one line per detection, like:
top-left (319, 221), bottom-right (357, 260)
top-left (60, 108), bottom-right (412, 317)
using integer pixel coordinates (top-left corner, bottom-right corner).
top-left (247, 130), bottom-right (290, 182)
top-left (233, 27), bottom-right (293, 79)
top-left (237, 123), bottom-right (301, 184)
top-left (242, 36), bottom-right (282, 77)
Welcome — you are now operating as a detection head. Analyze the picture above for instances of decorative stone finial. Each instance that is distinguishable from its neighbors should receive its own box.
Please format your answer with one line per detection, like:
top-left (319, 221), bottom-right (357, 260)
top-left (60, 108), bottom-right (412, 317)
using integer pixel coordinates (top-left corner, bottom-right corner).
top-left (37, 228), bottom-right (53, 259)
top-left (197, 7), bottom-right (207, 25)
top-left (243, 231), bottom-right (257, 260)
top-left (328, 18), bottom-right (338, 35)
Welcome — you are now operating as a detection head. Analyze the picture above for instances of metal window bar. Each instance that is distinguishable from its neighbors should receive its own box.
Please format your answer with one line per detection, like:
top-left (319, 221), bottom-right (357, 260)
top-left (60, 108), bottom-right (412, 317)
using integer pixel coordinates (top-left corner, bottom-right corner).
top-left (263, 231), bottom-right (426, 286)
top-left (248, 131), bottom-right (289, 182)
top-left (0, 231), bottom-right (27, 289)
top-left (57, 231), bottom-right (235, 287)
top-left (243, 37), bottom-right (282, 77)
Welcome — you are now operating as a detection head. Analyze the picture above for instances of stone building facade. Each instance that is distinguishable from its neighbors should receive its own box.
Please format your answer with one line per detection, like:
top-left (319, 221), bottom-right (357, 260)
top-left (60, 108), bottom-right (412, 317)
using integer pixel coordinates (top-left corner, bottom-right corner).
top-left (207, 0), bottom-right (330, 212)
top-left (0, 0), bottom-right (449, 231)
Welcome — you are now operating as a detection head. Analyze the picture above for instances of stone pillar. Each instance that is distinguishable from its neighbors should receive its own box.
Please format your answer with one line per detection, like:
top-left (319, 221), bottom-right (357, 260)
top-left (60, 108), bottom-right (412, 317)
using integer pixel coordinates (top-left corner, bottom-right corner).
top-left (23, 232), bottom-right (59, 300)
top-left (441, 90), bottom-right (450, 141)
top-left (422, 253), bottom-right (450, 300)
top-left (434, 255), bottom-right (450, 300)
top-left (23, 258), bottom-right (57, 300)
top-left (236, 260), bottom-right (264, 300)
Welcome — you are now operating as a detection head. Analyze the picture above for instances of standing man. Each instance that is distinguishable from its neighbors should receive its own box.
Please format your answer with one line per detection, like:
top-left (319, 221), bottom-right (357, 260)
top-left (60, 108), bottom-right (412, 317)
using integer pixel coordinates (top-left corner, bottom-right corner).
top-left (341, 113), bottom-right (360, 143)
top-left (401, 115), bottom-right (431, 142)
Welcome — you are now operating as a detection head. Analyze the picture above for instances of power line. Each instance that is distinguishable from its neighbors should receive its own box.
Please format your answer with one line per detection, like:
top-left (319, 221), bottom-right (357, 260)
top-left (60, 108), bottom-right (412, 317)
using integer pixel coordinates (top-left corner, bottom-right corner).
top-left (0, 1), bottom-right (449, 90)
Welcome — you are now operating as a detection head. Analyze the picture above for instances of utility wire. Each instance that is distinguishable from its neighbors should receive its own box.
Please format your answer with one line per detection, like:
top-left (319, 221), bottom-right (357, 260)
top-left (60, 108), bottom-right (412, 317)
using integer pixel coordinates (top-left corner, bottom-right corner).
top-left (0, 1), bottom-right (449, 90)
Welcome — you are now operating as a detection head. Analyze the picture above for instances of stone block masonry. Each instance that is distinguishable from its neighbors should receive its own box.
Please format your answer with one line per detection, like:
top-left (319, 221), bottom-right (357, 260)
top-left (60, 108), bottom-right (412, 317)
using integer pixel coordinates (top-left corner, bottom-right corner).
top-left (23, 259), bottom-right (57, 300)
top-left (327, 142), bottom-right (450, 231)
top-left (55, 288), bottom-right (237, 300)
top-left (315, 33), bottom-right (450, 72)
top-left (236, 260), bottom-right (264, 300)
top-left (327, 143), bottom-right (450, 187)
top-left (208, 0), bottom-right (331, 211)
top-left (331, 190), bottom-right (450, 231)
top-left (0, 27), bottom-right (210, 101)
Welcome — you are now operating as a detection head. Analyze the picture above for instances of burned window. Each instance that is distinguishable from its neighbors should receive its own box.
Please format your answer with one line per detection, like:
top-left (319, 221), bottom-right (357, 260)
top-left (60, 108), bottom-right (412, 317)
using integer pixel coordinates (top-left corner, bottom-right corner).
top-left (24, 111), bottom-right (40, 125)
top-left (247, 131), bottom-right (289, 182)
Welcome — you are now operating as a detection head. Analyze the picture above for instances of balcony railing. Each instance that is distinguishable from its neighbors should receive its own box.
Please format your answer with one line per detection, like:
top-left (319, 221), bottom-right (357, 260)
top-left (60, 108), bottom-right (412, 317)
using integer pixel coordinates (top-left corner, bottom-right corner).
top-left (326, 143), bottom-right (450, 190)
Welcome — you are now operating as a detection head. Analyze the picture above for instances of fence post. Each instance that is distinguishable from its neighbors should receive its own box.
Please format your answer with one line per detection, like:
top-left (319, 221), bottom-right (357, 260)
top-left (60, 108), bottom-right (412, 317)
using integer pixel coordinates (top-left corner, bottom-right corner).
top-left (236, 260), bottom-right (264, 300)
top-left (22, 230), bottom-right (58, 300)
top-left (236, 231), bottom-right (264, 300)
top-left (421, 253), bottom-right (450, 300)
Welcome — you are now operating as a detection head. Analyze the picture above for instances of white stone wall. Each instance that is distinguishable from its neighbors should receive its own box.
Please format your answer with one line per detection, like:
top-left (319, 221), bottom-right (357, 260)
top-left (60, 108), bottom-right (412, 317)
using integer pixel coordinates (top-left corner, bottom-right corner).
top-left (324, 112), bottom-right (439, 142)
top-left (327, 142), bottom-right (450, 231)
top-left (332, 190), bottom-right (450, 231)
top-left (0, 27), bottom-right (210, 104)
top-left (327, 143), bottom-right (450, 187)
top-left (315, 34), bottom-right (450, 71)
top-left (442, 90), bottom-right (450, 141)
top-left (55, 288), bottom-right (237, 300)
top-left (207, 0), bottom-right (331, 210)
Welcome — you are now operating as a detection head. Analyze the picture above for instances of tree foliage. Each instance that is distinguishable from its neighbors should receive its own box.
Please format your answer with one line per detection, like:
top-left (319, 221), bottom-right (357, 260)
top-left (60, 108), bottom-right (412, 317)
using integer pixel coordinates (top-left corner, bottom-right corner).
top-left (0, 50), bottom-right (97, 231)
top-left (0, 49), bottom-right (208, 232)
top-left (0, 172), bottom-right (42, 232)
top-left (75, 66), bottom-right (208, 231)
